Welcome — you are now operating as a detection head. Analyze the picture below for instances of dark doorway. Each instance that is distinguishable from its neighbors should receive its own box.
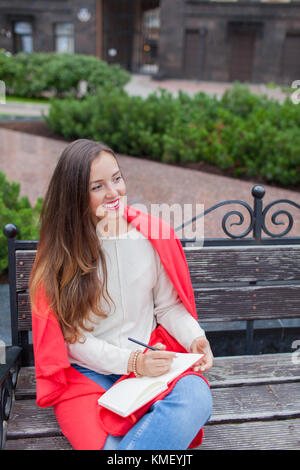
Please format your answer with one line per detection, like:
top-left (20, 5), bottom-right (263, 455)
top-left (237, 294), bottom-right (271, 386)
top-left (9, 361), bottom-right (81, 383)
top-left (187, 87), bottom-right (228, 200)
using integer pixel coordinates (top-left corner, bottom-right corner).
top-left (229, 31), bottom-right (256, 82)
top-left (102, 0), bottom-right (135, 70)
top-left (281, 33), bottom-right (300, 84)
top-left (228, 22), bottom-right (262, 82)
top-left (102, 0), bottom-right (160, 73)
top-left (183, 29), bottom-right (205, 79)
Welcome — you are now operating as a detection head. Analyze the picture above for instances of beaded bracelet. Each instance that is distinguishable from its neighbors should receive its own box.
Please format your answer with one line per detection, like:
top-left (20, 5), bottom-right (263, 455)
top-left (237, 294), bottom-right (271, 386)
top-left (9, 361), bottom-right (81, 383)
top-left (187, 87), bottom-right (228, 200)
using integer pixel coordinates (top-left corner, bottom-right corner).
top-left (132, 350), bottom-right (142, 378)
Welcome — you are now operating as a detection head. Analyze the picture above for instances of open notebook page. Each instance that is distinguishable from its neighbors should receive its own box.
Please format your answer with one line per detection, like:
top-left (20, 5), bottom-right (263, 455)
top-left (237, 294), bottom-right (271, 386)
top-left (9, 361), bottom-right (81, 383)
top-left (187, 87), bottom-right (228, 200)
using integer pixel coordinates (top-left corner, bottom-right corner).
top-left (98, 353), bottom-right (203, 417)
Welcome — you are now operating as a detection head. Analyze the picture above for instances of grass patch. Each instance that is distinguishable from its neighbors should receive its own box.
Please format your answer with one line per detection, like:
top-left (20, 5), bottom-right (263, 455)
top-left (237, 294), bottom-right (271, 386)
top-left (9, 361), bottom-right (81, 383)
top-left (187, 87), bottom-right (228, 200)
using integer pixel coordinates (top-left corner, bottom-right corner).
top-left (6, 96), bottom-right (50, 104)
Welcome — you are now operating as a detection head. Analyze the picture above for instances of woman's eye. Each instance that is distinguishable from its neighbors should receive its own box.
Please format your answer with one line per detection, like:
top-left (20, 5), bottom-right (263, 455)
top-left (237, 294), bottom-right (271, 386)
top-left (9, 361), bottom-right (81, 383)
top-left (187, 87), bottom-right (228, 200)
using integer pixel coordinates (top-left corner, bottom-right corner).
top-left (91, 176), bottom-right (122, 191)
top-left (91, 184), bottom-right (103, 191)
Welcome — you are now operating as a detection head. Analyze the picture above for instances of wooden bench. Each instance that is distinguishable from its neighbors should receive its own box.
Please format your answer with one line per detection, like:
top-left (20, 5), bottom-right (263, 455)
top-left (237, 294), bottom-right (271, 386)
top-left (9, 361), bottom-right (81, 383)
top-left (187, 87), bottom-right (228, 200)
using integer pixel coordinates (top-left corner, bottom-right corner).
top-left (2, 185), bottom-right (300, 450)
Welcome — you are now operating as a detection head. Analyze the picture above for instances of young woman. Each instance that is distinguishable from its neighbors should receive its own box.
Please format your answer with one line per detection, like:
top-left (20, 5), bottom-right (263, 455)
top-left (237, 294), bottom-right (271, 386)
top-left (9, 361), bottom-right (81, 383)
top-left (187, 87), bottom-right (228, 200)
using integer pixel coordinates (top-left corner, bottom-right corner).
top-left (29, 139), bottom-right (213, 450)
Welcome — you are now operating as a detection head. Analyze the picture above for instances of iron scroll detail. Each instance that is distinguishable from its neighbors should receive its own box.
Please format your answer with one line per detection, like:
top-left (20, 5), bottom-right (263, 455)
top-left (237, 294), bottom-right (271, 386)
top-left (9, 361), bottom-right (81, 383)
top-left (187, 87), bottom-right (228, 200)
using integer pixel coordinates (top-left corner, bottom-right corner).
top-left (175, 185), bottom-right (300, 240)
top-left (262, 199), bottom-right (300, 238)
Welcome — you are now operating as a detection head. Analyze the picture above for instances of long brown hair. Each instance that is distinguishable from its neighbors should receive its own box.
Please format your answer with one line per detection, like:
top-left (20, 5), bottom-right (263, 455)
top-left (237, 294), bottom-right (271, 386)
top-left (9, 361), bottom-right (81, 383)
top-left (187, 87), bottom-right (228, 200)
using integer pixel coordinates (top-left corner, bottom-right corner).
top-left (29, 139), bottom-right (119, 343)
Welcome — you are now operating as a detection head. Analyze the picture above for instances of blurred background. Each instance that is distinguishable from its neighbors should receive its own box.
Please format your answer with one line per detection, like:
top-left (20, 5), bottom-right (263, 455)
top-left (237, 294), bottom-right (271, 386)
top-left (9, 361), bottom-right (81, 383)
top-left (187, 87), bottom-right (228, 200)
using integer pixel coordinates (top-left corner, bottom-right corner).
top-left (1, 0), bottom-right (300, 84)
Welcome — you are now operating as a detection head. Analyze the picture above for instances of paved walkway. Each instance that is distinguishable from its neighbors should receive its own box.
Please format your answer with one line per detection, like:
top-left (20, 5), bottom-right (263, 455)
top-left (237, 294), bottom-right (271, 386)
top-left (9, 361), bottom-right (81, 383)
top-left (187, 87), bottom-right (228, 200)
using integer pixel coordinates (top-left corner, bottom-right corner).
top-left (124, 74), bottom-right (289, 102)
top-left (0, 74), bottom-right (289, 118)
top-left (1, 127), bottom-right (300, 239)
top-left (0, 101), bottom-right (49, 117)
top-left (0, 74), bottom-right (299, 239)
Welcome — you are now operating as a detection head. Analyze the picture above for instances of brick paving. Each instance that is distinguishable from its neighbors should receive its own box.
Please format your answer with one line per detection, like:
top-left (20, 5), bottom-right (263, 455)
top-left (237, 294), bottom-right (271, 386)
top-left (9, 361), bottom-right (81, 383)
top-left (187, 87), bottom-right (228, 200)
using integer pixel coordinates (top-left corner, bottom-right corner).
top-left (0, 101), bottom-right (49, 117)
top-left (0, 127), bottom-right (299, 239)
top-left (0, 75), bottom-right (298, 239)
top-left (124, 75), bottom-right (289, 103)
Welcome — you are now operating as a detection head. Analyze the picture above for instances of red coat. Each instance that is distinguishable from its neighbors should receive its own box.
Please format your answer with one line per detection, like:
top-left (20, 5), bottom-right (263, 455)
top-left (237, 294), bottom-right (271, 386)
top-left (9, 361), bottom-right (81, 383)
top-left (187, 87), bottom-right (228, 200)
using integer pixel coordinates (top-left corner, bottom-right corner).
top-left (31, 204), bottom-right (209, 450)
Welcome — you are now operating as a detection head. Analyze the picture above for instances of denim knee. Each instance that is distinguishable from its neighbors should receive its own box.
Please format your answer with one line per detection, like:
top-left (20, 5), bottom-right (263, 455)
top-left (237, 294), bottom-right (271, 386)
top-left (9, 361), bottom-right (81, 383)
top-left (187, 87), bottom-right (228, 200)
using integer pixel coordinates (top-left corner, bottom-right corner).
top-left (102, 433), bottom-right (122, 450)
top-left (174, 374), bottom-right (213, 423)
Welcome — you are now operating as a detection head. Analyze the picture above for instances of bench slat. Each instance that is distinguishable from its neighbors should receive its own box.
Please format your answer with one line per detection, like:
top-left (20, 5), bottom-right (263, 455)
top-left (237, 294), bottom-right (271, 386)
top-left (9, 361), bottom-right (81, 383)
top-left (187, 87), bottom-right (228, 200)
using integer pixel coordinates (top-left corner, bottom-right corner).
top-left (6, 399), bottom-right (60, 439)
top-left (184, 246), bottom-right (300, 283)
top-left (14, 354), bottom-right (300, 400)
top-left (16, 282), bottom-right (300, 332)
top-left (7, 380), bottom-right (300, 442)
top-left (16, 251), bottom-right (37, 291)
top-left (210, 381), bottom-right (300, 424)
top-left (17, 293), bottom-right (32, 331)
top-left (15, 367), bottom-right (36, 399)
top-left (7, 420), bottom-right (300, 450)
top-left (6, 415), bottom-right (300, 451)
top-left (199, 419), bottom-right (300, 450)
top-left (5, 436), bottom-right (72, 450)
top-left (15, 247), bottom-right (300, 291)
top-left (194, 285), bottom-right (300, 322)
top-left (204, 353), bottom-right (300, 388)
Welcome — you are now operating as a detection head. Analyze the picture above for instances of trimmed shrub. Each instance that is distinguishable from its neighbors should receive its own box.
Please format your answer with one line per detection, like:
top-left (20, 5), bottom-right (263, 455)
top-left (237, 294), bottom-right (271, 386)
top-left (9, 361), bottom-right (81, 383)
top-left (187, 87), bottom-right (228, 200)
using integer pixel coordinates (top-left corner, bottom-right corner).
top-left (0, 50), bottom-right (130, 98)
top-left (0, 172), bottom-right (42, 274)
top-left (45, 83), bottom-right (300, 187)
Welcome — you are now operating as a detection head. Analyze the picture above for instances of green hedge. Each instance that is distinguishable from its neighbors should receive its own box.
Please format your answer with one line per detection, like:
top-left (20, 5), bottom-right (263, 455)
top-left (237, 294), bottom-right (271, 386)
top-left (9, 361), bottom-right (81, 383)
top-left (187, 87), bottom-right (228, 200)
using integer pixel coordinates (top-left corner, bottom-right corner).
top-left (0, 50), bottom-right (130, 98)
top-left (45, 83), bottom-right (300, 187)
top-left (0, 172), bottom-right (42, 274)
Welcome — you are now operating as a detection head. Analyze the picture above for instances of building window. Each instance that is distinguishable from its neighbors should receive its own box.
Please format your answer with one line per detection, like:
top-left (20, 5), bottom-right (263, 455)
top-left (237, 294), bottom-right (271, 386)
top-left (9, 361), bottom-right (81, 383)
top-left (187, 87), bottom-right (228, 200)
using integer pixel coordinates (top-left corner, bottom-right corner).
top-left (55, 23), bottom-right (74, 53)
top-left (13, 21), bottom-right (33, 53)
top-left (140, 7), bottom-right (160, 73)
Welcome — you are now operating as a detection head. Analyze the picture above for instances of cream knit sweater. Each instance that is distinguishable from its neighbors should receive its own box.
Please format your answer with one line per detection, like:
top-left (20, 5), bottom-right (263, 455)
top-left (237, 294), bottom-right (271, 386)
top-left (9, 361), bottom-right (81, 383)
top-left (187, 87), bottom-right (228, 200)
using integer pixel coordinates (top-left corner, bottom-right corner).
top-left (66, 227), bottom-right (205, 375)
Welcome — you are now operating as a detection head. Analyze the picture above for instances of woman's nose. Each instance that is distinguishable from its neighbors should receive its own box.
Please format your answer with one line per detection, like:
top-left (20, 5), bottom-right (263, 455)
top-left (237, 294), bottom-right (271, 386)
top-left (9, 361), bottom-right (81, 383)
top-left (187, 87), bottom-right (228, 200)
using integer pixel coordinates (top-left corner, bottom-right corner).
top-left (104, 185), bottom-right (118, 199)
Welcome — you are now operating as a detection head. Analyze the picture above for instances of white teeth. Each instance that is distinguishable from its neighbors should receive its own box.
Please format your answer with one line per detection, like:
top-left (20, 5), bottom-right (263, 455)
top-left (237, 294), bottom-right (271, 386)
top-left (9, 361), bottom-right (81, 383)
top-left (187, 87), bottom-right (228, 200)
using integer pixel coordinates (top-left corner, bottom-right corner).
top-left (104, 199), bottom-right (119, 208)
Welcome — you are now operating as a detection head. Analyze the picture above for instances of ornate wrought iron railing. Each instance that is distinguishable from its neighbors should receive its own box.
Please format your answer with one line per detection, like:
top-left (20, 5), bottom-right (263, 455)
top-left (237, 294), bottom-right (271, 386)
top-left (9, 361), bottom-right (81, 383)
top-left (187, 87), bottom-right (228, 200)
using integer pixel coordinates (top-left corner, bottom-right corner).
top-left (176, 184), bottom-right (300, 359)
top-left (176, 185), bottom-right (300, 245)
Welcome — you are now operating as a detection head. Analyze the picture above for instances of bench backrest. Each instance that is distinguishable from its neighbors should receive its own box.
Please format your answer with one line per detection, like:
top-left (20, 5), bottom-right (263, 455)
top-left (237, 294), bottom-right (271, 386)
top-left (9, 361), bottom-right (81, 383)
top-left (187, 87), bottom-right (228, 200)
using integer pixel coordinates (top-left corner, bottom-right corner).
top-left (4, 185), bottom-right (300, 366)
top-left (184, 244), bottom-right (300, 322)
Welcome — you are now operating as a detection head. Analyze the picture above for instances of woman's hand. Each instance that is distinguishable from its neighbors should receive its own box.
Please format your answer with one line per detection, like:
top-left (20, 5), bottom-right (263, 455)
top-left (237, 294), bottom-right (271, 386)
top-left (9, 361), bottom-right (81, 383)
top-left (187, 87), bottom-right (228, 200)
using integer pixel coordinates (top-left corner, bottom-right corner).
top-left (190, 336), bottom-right (214, 373)
top-left (136, 343), bottom-right (176, 377)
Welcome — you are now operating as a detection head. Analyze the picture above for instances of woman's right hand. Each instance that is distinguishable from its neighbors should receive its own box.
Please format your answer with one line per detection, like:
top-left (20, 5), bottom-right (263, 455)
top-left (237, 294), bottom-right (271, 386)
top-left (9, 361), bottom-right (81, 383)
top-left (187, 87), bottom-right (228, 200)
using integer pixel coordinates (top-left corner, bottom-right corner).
top-left (136, 343), bottom-right (176, 377)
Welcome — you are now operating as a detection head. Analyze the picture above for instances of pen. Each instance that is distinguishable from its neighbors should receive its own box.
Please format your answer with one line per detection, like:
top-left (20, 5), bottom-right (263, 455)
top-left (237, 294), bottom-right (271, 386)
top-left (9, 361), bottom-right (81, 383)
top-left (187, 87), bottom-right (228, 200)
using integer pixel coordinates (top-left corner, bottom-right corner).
top-left (128, 337), bottom-right (159, 351)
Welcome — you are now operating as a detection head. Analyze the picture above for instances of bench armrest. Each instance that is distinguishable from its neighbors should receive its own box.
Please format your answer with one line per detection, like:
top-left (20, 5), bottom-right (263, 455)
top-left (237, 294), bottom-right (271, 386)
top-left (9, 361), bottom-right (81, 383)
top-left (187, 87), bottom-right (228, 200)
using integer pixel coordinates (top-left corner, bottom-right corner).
top-left (0, 346), bottom-right (22, 449)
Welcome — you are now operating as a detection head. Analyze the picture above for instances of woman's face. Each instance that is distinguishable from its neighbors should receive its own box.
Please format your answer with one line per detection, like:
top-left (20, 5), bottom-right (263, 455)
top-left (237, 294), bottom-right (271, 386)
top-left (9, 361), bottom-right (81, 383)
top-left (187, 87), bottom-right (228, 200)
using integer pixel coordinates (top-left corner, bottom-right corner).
top-left (89, 151), bottom-right (127, 228)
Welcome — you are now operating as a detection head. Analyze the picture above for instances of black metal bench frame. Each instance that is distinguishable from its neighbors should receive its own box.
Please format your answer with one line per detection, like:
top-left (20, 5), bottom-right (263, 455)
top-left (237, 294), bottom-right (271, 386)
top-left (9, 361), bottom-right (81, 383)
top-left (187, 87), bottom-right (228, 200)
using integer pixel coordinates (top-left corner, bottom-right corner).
top-left (1, 184), bottom-right (300, 450)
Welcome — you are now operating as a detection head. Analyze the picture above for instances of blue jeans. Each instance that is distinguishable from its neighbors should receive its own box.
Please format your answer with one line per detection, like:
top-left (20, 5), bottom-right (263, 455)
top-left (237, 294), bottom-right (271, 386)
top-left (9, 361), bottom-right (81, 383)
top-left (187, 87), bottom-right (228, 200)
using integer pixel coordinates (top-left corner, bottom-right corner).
top-left (71, 363), bottom-right (213, 450)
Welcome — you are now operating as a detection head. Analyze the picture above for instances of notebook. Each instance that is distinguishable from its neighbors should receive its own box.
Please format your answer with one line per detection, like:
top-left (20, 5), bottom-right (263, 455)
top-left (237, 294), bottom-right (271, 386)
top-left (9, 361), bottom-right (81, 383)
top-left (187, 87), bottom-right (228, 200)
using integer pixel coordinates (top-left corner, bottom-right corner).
top-left (98, 353), bottom-right (204, 417)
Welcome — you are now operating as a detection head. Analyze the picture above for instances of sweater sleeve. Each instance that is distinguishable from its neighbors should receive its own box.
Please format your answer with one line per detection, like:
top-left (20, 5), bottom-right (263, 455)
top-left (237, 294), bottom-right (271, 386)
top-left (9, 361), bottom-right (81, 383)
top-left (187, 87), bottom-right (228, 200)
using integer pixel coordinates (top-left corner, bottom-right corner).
top-left (66, 332), bottom-right (132, 375)
top-left (152, 250), bottom-right (206, 352)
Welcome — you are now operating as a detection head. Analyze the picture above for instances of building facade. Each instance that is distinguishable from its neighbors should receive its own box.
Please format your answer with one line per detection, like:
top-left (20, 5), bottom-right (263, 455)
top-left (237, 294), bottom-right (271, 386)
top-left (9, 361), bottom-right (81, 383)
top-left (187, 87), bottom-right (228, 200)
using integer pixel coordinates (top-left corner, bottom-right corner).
top-left (159, 0), bottom-right (300, 85)
top-left (0, 0), bottom-right (160, 73)
top-left (0, 1), bottom-right (99, 56)
top-left (0, 0), bottom-right (300, 85)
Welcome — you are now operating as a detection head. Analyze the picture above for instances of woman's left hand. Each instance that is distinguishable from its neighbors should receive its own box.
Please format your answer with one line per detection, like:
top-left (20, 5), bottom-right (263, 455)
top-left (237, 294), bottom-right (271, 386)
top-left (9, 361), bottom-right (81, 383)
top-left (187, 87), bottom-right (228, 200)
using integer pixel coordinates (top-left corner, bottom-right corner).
top-left (190, 336), bottom-right (214, 373)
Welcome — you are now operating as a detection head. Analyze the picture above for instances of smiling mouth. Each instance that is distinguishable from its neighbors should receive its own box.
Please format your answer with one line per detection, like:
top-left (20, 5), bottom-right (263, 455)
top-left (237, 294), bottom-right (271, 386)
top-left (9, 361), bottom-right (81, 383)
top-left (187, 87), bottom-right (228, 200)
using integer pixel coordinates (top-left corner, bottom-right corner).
top-left (103, 199), bottom-right (120, 210)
